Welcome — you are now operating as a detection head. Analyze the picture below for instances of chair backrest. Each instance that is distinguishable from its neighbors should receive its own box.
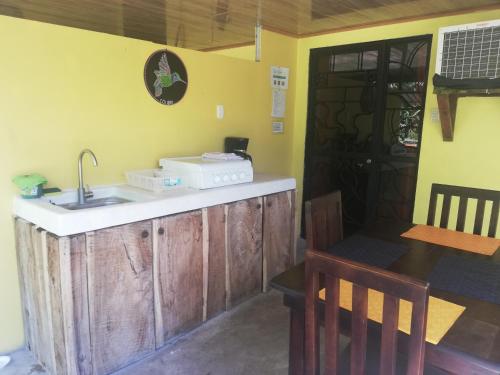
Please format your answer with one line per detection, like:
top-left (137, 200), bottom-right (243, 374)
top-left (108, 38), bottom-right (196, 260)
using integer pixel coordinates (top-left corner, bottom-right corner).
top-left (305, 191), bottom-right (343, 251)
top-left (305, 249), bottom-right (429, 375)
top-left (427, 183), bottom-right (500, 238)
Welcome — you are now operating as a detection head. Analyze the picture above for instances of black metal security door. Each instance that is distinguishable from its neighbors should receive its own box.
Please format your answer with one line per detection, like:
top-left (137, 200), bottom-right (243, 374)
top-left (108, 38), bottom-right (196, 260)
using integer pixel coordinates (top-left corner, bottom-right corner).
top-left (302, 35), bottom-right (432, 236)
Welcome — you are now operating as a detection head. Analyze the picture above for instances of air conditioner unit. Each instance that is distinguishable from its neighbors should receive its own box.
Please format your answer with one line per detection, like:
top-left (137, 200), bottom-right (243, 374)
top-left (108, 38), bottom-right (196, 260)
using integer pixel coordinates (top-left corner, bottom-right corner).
top-left (436, 19), bottom-right (500, 80)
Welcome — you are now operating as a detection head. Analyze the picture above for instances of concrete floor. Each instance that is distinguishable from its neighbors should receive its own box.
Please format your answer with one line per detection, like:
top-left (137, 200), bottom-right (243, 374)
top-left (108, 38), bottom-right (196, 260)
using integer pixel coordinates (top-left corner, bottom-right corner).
top-left (2, 290), bottom-right (291, 375)
top-left (0, 349), bottom-right (46, 375)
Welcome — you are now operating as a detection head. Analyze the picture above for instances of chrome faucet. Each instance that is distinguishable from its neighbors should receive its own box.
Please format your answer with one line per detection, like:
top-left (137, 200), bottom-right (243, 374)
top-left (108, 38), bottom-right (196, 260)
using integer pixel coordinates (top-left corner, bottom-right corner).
top-left (77, 149), bottom-right (98, 204)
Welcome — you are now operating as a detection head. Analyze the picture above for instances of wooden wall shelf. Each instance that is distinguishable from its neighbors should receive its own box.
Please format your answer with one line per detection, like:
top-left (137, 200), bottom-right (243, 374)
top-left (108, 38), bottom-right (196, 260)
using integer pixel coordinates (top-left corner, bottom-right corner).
top-left (434, 87), bottom-right (500, 141)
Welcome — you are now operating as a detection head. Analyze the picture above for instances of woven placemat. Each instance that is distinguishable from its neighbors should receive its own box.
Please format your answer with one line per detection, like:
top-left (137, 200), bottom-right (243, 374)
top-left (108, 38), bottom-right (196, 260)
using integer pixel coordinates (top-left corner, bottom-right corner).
top-left (319, 280), bottom-right (465, 345)
top-left (328, 234), bottom-right (408, 269)
top-left (429, 254), bottom-right (500, 305)
top-left (401, 225), bottom-right (500, 256)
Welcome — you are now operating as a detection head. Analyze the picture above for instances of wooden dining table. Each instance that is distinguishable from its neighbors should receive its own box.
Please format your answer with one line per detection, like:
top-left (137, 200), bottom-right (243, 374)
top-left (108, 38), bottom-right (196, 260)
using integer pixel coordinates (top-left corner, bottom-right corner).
top-left (270, 221), bottom-right (500, 375)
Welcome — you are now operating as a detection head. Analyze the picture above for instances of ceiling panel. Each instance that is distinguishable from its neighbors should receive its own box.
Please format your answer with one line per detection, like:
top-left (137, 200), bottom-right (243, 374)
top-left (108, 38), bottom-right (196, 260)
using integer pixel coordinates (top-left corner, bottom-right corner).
top-left (0, 0), bottom-right (499, 50)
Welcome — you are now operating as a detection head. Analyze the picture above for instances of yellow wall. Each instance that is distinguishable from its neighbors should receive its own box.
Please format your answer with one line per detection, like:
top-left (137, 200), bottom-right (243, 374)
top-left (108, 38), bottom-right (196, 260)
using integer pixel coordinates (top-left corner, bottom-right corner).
top-left (0, 16), bottom-right (296, 352)
top-left (212, 36), bottom-right (298, 168)
top-left (291, 9), bottom-right (500, 236)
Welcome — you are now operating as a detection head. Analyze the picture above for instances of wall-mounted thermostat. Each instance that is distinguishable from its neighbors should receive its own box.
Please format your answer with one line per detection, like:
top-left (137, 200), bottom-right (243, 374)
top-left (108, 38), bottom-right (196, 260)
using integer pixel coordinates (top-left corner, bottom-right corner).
top-left (271, 66), bottom-right (289, 89)
top-left (272, 121), bottom-right (284, 134)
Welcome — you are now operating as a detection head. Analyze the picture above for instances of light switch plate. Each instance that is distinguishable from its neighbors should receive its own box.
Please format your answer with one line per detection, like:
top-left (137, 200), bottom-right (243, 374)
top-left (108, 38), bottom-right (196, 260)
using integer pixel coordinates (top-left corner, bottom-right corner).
top-left (216, 105), bottom-right (224, 119)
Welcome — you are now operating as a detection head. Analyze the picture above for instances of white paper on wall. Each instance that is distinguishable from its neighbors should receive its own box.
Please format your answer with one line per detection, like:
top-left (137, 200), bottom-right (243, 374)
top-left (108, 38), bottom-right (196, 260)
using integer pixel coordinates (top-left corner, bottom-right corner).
top-left (272, 89), bottom-right (286, 118)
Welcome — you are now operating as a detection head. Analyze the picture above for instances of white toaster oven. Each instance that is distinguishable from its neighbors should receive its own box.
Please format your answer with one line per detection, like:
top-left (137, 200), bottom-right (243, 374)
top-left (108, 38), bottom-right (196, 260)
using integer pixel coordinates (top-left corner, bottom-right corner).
top-left (159, 156), bottom-right (253, 189)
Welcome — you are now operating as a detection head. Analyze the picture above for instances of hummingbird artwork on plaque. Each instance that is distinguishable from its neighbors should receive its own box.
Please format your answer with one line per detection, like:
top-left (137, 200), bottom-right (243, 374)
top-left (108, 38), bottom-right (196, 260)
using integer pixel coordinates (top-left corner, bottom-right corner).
top-left (144, 50), bottom-right (188, 105)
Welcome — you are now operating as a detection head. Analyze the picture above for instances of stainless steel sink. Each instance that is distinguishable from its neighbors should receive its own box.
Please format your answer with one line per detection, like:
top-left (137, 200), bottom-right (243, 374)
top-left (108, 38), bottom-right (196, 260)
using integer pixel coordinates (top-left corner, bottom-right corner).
top-left (59, 196), bottom-right (131, 210)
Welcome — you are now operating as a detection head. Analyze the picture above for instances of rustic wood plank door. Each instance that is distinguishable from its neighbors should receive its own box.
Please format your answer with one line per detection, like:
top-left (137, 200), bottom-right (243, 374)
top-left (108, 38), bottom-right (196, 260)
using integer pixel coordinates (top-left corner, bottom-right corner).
top-left (225, 197), bottom-right (263, 308)
top-left (15, 220), bottom-right (52, 370)
top-left (203, 205), bottom-right (227, 320)
top-left (86, 220), bottom-right (155, 375)
top-left (263, 190), bottom-right (295, 291)
top-left (153, 211), bottom-right (204, 347)
top-left (47, 233), bottom-right (91, 375)
top-left (16, 218), bottom-right (92, 375)
top-left (14, 219), bottom-right (36, 358)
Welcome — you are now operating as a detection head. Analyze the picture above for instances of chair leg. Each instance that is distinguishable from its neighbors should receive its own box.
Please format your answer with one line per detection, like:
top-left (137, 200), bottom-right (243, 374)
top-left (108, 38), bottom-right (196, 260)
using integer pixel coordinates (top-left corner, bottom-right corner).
top-left (289, 307), bottom-right (305, 375)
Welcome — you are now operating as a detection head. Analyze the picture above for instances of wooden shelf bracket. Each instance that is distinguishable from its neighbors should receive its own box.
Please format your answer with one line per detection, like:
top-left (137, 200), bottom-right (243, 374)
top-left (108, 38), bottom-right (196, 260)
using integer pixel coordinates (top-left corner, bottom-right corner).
top-left (436, 93), bottom-right (457, 141)
top-left (434, 87), bottom-right (500, 142)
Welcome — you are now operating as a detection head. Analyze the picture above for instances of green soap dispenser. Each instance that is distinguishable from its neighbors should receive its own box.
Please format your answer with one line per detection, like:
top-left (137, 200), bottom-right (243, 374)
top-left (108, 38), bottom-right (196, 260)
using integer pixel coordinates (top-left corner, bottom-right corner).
top-left (12, 174), bottom-right (48, 199)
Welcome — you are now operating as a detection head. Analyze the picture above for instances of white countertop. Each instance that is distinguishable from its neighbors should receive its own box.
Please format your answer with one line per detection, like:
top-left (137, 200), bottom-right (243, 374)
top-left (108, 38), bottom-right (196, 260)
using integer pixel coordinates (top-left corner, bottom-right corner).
top-left (13, 173), bottom-right (296, 236)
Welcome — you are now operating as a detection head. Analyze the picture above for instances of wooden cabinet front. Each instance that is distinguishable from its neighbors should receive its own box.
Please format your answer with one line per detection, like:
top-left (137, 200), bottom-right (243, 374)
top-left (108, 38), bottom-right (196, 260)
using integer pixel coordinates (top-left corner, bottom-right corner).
top-left (203, 205), bottom-right (227, 320)
top-left (15, 189), bottom-right (295, 374)
top-left (225, 197), bottom-right (263, 308)
top-left (16, 219), bottom-right (93, 375)
top-left (153, 211), bottom-right (204, 347)
top-left (263, 190), bottom-right (295, 291)
top-left (86, 221), bottom-right (155, 375)
top-left (15, 221), bottom-right (53, 372)
top-left (48, 233), bottom-right (92, 375)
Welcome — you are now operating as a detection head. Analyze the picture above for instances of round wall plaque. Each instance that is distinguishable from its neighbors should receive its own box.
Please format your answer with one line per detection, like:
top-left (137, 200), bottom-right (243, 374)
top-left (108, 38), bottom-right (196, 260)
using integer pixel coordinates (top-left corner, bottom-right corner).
top-left (144, 50), bottom-right (188, 105)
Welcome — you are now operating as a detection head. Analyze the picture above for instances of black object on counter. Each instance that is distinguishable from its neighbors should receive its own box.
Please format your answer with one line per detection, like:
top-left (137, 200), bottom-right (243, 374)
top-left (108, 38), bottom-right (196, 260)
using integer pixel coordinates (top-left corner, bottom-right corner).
top-left (42, 187), bottom-right (62, 194)
top-left (224, 137), bottom-right (252, 163)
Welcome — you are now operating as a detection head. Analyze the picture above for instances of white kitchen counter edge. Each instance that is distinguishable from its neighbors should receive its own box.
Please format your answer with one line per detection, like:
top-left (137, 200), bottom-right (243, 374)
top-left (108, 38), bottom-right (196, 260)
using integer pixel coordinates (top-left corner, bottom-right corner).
top-left (13, 173), bottom-right (296, 237)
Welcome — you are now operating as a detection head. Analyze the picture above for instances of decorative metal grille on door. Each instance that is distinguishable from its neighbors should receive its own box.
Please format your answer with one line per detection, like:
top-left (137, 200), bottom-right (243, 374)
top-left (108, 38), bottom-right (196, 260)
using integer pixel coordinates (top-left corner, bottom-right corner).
top-left (303, 36), bottom-right (432, 236)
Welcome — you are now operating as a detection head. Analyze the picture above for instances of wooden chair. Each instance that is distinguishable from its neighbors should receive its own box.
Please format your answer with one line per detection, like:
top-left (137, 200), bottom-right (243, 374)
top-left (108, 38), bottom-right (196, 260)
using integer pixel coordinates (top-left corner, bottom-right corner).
top-left (427, 183), bottom-right (500, 238)
top-left (305, 191), bottom-right (343, 251)
top-left (305, 249), bottom-right (430, 375)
